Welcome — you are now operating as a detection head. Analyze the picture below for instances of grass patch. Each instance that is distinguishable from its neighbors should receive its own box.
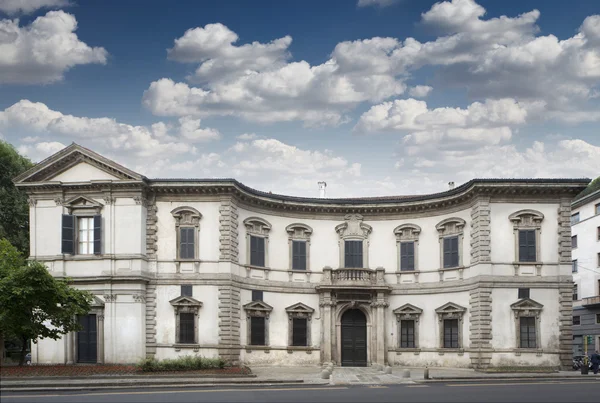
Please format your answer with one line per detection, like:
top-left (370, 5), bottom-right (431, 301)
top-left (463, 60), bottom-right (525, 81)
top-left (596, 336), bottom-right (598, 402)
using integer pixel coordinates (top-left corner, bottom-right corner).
top-left (480, 366), bottom-right (558, 373)
top-left (137, 356), bottom-right (226, 372)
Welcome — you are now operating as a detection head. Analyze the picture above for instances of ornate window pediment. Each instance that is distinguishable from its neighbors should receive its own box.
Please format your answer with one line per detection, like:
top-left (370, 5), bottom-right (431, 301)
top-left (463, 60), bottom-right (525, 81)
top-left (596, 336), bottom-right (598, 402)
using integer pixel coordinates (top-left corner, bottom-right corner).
top-left (393, 303), bottom-right (423, 321)
top-left (285, 223), bottom-right (313, 240)
top-left (171, 206), bottom-right (202, 227)
top-left (335, 214), bottom-right (372, 239)
top-left (285, 302), bottom-right (315, 319)
top-left (91, 295), bottom-right (105, 308)
top-left (244, 217), bottom-right (272, 236)
top-left (435, 302), bottom-right (467, 321)
top-left (435, 217), bottom-right (466, 236)
top-left (64, 196), bottom-right (104, 214)
top-left (243, 300), bottom-right (273, 318)
top-left (510, 298), bottom-right (543, 319)
top-left (169, 296), bottom-right (203, 314)
top-left (394, 224), bottom-right (421, 241)
top-left (509, 210), bottom-right (544, 229)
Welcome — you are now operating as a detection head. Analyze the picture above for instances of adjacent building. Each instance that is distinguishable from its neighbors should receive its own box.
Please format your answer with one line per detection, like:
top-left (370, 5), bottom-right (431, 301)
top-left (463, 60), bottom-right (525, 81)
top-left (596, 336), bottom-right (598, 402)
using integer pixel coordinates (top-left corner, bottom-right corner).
top-left (571, 188), bottom-right (600, 356)
top-left (14, 144), bottom-right (589, 369)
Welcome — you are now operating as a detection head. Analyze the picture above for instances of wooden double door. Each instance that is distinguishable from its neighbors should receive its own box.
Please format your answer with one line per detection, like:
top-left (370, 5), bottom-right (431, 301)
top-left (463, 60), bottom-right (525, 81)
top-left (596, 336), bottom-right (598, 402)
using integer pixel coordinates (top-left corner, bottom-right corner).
top-left (341, 309), bottom-right (367, 367)
top-left (77, 314), bottom-right (97, 363)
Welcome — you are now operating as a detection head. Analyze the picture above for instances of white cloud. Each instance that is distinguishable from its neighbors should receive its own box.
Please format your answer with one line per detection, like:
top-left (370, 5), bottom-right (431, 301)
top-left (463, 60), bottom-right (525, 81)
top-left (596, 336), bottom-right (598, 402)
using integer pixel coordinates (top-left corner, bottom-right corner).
top-left (177, 116), bottom-right (221, 141)
top-left (357, 0), bottom-right (399, 8)
top-left (237, 133), bottom-right (257, 140)
top-left (18, 141), bottom-right (66, 162)
top-left (0, 10), bottom-right (108, 84)
top-left (408, 85), bottom-right (433, 98)
top-left (0, 0), bottom-right (70, 15)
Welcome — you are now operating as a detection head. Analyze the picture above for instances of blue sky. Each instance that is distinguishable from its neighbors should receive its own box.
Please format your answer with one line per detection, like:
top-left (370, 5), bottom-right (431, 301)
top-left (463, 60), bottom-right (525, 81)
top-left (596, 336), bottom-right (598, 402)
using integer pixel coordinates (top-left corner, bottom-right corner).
top-left (0, 0), bottom-right (598, 197)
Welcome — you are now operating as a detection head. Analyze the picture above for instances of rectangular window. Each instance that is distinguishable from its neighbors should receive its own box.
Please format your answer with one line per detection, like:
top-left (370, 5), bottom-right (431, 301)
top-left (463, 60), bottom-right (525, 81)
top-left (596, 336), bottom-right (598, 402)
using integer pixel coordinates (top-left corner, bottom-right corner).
top-left (250, 236), bottom-right (265, 267)
top-left (251, 290), bottom-right (263, 302)
top-left (250, 316), bottom-right (266, 346)
top-left (596, 314), bottom-right (600, 324)
top-left (292, 318), bottom-right (308, 346)
top-left (179, 312), bottom-right (195, 344)
top-left (571, 235), bottom-right (578, 249)
top-left (573, 284), bottom-right (578, 301)
top-left (179, 227), bottom-right (195, 259)
top-left (519, 316), bottom-right (536, 348)
top-left (292, 240), bottom-right (307, 271)
top-left (573, 316), bottom-right (581, 325)
top-left (443, 319), bottom-right (459, 348)
top-left (344, 240), bottom-right (363, 268)
top-left (443, 236), bottom-right (459, 268)
top-left (597, 253), bottom-right (600, 267)
top-left (181, 285), bottom-right (192, 297)
top-left (572, 259), bottom-right (578, 273)
top-left (400, 320), bottom-right (415, 348)
top-left (400, 242), bottom-right (415, 271)
top-left (78, 217), bottom-right (94, 254)
top-left (596, 203), bottom-right (600, 215)
top-left (518, 229), bottom-right (536, 262)
top-left (571, 213), bottom-right (580, 225)
top-left (597, 227), bottom-right (600, 241)
top-left (518, 288), bottom-right (530, 299)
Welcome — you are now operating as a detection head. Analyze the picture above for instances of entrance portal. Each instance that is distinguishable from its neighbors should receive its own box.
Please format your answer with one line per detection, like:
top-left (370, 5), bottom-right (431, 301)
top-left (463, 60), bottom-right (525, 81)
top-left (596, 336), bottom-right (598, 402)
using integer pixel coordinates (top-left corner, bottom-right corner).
top-left (341, 309), bottom-right (367, 366)
top-left (77, 314), bottom-right (97, 363)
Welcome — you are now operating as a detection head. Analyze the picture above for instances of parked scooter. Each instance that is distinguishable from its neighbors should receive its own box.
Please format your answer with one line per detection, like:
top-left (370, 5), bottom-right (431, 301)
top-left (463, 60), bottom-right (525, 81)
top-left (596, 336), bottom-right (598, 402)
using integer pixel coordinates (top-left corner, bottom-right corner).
top-left (572, 355), bottom-right (593, 371)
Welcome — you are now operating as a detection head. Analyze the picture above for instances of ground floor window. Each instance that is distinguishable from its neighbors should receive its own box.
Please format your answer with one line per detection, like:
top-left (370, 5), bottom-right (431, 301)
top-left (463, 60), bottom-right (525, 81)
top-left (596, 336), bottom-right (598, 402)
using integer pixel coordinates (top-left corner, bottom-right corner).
top-left (292, 318), bottom-right (308, 346)
top-left (179, 312), bottom-right (195, 344)
top-left (250, 317), bottom-right (266, 346)
top-left (519, 316), bottom-right (536, 348)
top-left (400, 320), bottom-right (415, 348)
top-left (443, 319), bottom-right (459, 348)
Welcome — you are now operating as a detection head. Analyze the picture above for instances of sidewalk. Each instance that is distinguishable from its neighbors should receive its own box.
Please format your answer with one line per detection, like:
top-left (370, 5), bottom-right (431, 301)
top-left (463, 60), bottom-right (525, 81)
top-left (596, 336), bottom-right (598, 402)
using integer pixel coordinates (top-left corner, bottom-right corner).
top-left (2, 366), bottom-right (598, 392)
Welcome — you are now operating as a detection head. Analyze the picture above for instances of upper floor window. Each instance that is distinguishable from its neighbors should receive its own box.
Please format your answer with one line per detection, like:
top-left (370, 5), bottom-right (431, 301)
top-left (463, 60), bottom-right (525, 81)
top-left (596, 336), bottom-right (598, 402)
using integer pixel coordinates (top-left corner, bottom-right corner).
top-left (509, 210), bottom-right (544, 264)
top-left (171, 206), bottom-right (202, 260)
top-left (572, 259), bottom-right (578, 273)
top-left (335, 214), bottom-right (372, 269)
top-left (597, 227), bottom-right (600, 241)
top-left (571, 213), bottom-right (580, 225)
top-left (518, 288), bottom-right (530, 299)
top-left (571, 235), bottom-right (578, 249)
top-left (61, 196), bottom-right (104, 255)
top-left (285, 223), bottom-right (313, 271)
top-left (435, 217), bottom-right (466, 270)
top-left (394, 224), bottom-right (421, 272)
top-left (243, 217), bottom-right (272, 268)
top-left (596, 203), bottom-right (600, 215)
top-left (573, 284), bottom-right (578, 301)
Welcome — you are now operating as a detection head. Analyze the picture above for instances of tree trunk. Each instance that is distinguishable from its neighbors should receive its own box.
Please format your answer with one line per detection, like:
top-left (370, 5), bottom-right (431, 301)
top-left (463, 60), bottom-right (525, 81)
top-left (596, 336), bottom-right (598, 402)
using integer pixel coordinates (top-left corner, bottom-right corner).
top-left (18, 336), bottom-right (27, 366)
top-left (0, 331), bottom-right (5, 366)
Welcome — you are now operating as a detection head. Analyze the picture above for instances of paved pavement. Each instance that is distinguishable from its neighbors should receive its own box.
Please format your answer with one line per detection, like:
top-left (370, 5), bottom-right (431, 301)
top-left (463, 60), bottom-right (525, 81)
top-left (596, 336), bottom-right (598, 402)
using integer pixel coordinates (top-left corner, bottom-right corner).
top-left (2, 379), bottom-right (600, 402)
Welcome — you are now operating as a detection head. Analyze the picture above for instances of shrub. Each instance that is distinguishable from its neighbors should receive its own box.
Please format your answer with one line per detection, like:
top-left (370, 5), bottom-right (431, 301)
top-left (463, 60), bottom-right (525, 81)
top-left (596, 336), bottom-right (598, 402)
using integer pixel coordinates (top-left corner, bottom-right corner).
top-left (136, 355), bottom-right (226, 372)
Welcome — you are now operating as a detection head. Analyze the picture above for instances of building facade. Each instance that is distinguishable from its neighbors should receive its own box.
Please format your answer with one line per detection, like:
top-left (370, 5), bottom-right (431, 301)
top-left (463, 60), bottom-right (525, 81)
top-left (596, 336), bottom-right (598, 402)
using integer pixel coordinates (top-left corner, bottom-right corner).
top-left (14, 144), bottom-right (588, 369)
top-left (571, 189), bottom-right (600, 356)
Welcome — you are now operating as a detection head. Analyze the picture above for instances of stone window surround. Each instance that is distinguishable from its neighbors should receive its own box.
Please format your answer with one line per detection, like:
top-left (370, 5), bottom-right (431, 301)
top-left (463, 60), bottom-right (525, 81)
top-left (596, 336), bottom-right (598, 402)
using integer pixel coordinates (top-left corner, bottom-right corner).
top-left (243, 300), bottom-right (273, 347)
top-left (435, 302), bottom-right (467, 351)
top-left (285, 302), bottom-right (315, 348)
top-left (510, 298), bottom-right (543, 351)
top-left (169, 295), bottom-right (203, 345)
top-left (285, 223), bottom-right (313, 272)
top-left (243, 217), bottom-right (272, 269)
top-left (393, 303), bottom-right (423, 350)
top-left (63, 196), bottom-right (104, 256)
top-left (394, 224), bottom-right (421, 272)
top-left (335, 214), bottom-right (373, 269)
top-left (171, 206), bottom-right (202, 261)
top-left (509, 209), bottom-right (544, 265)
top-left (436, 217), bottom-right (466, 270)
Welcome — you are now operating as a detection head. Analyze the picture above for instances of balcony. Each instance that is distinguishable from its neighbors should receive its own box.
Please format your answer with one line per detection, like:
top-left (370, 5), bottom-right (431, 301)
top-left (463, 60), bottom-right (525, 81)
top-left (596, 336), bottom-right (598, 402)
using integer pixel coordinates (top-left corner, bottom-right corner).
top-left (582, 295), bottom-right (600, 307)
top-left (318, 266), bottom-right (390, 290)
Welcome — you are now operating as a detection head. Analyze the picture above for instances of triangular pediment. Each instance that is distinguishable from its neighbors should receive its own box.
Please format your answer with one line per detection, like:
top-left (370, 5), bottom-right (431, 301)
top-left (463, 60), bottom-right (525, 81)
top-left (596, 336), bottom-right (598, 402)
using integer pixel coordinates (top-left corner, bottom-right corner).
top-left (510, 298), bottom-right (543, 310)
top-left (435, 302), bottom-right (467, 314)
top-left (65, 195), bottom-right (104, 208)
top-left (285, 302), bottom-right (315, 314)
top-left (393, 303), bottom-right (423, 315)
top-left (243, 300), bottom-right (273, 312)
top-left (13, 143), bottom-right (145, 184)
top-left (91, 295), bottom-right (105, 307)
top-left (169, 295), bottom-right (203, 307)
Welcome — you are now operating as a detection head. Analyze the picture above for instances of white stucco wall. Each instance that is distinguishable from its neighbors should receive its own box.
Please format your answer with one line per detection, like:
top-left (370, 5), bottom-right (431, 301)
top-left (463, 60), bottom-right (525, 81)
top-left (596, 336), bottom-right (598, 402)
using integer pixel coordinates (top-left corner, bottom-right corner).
top-left (51, 162), bottom-right (120, 182)
top-left (571, 195), bottom-right (600, 300)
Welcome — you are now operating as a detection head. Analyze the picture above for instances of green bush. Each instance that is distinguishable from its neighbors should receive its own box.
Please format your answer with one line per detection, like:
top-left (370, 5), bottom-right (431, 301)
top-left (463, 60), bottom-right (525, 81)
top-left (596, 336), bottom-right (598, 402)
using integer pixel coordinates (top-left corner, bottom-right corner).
top-left (137, 355), bottom-right (226, 372)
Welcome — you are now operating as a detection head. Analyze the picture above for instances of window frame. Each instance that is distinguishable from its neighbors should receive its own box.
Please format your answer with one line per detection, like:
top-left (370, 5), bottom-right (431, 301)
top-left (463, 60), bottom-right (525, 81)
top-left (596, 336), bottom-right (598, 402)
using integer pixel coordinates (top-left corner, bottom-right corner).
top-left (243, 217), bottom-right (272, 269)
top-left (571, 212), bottom-right (580, 225)
top-left (573, 316), bottom-right (581, 326)
top-left (518, 288), bottom-right (530, 299)
top-left (400, 320), bottom-right (416, 348)
top-left (285, 223), bottom-right (313, 272)
top-left (335, 214), bottom-right (372, 269)
top-left (511, 298), bottom-right (543, 351)
top-left (572, 259), bottom-right (578, 273)
top-left (435, 217), bottom-right (466, 270)
top-left (596, 203), bottom-right (600, 216)
top-left (393, 303), bottom-right (423, 350)
top-left (394, 224), bottom-right (421, 272)
top-left (169, 295), bottom-right (203, 345)
top-left (443, 319), bottom-right (460, 349)
top-left (519, 316), bottom-right (537, 349)
top-left (571, 235), bottom-right (578, 249)
top-left (344, 239), bottom-right (364, 268)
top-left (509, 210), bottom-right (544, 265)
top-left (171, 206), bottom-right (202, 261)
top-left (61, 196), bottom-right (104, 256)
top-left (77, 216), bottom-right (95, 255)
top-left (249, 235), bottom-right (266, 267)
top-left (442, 235), bottom-right (460, 268)
top-left (243, 300), bottom-right (273, 347)
top-left (573, 283), bottom-right (578, 301)
top-left (435, 302), bottom-right (466, 350)
top-left (285, 302), bottom-right (314, 348)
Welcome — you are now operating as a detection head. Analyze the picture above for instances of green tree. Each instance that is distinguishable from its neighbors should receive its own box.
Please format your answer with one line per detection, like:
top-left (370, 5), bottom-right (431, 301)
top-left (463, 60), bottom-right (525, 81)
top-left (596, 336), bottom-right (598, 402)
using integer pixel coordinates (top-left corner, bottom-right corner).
top-left (0, 141), bottom-right (34, 256)
top-left (574, 175), bottom-right (600, 201)
top-left (0, 239), bottom-right (93, 365)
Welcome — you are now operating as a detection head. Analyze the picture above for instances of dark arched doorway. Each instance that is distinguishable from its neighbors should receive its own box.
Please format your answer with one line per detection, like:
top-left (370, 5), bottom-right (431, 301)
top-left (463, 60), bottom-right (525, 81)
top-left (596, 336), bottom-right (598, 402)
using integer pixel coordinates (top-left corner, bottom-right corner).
top-left (341, 309), bottom-right (367, 366)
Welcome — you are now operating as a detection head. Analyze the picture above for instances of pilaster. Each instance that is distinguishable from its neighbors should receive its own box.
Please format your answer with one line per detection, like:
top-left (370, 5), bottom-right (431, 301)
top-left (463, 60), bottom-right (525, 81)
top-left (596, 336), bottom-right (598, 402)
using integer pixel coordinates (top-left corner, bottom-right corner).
top-left (470, 197), bottom-right (491, 264)
top-left (219, 197), bottom-right (239, 262)
top-left (217, 285), bottom-right (241, 363)
top-left (145, 283), bottom-right (157, 359)
top-left (469, 287), bottom-right (493, 368)
top-left (145, 192), bottom-right (158, 259)
top-left (558, 284), bottom-right (574, 370)
top-left (557, 198), bottom-right (572, 263)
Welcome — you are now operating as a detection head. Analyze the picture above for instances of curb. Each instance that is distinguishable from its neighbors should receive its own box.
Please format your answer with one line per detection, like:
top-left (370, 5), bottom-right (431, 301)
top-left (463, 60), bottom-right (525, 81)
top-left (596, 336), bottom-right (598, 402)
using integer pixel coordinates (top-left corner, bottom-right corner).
top-left (418, 376), bottom-right (600, 383)
top-left (0, 374), bottom-right (256, 381)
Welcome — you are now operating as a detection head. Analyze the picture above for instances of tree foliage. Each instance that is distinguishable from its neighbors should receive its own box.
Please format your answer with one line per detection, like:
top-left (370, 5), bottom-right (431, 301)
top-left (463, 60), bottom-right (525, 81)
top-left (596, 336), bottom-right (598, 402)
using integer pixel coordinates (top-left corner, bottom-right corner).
top-left (0, 141), bottom-right (34, 256)
top-left (574, 175), bottom-right (600, 201)
top-left (0, 239), bottom-right (93, 365)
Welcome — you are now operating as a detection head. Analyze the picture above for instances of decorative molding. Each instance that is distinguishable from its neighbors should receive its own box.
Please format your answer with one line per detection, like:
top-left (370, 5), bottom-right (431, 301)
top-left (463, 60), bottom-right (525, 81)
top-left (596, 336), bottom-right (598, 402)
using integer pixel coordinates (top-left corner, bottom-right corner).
top-left (54, 197), bottom-right (64, 206)
top-left (170, 296), bottom-right (203, 345)
top-left (469, 288), bottom-right (493, 369)
top-left (394, 223), bottom-right (421, 272)
top-left (394, 303), bottom-right (423, 350)
top-left (133, 294), bottom-right (146, 303)
top-left (64, 195), bottom-right (104, 214)
top-left (217, 285), bottom-right (241, 364)
top-left (336, 214), bottom-right (372, 269)
top-left (145, 283), bottom-right (157, 359)
top-left (436, 217), bottom-right (466, 269)
top-left (145, 193), bottom-right (158, 259)
top-left (286, 223), bottom-right (313, 272)
top-left (557, 198), bottom-right (572, 264)
top-left (435, 302), bottom-right (467, 349)
top-left (470, 197), bottom-right (491, 264)
top-left (171, 206), bottom-right (202, 260)
top-left (27, 197), bottom-right (37, 206)
top-left (103, 294), bottom-right (117, 302)
top-left (285, 302), bottom-right (315, 347)
top-left (219, 198), bottom-right (239, 262)
top-left (510, 298), bottom-right (543, 350)
top-left (243, 217), bottom-right (271, 268)
top-left (244, 300), bottom-right (273, 347)
top-left (509, 209), bottom-right (544, 264)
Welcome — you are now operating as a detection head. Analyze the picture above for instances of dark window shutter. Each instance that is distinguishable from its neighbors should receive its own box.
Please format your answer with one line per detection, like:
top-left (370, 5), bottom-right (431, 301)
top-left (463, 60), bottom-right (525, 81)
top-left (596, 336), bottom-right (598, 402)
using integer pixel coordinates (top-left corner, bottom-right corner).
top-left (519, 317), bottom-right (536, 348)
top-left (345, 240), bottom-right (363, 268)
top-left (444, 236), bottom-right (459, 268)
top-left (444, 319), bottom-right (459, 348)
top-left (518, 288), bottom-right (530, 299)
top-left (250, 316), bottom-right (266, 346)
top-left (62, 214), bottom-right (75, 254)
top-left (519, 230), bottom-right (536, 262)
top-left (443, 238), bottom-right (451, 268)
top-left (179, 312), bottom-right (195, 344)
top-left (181, 285), bottom-right (192, 297)
top-left (451, 236), bottom-right (459, 267)
top-left (292, 241), bottom-right (307, 270)
top-left (180, 227), bottom-right (195, 259)
top-left (251, 290), bottom-right (263, 301)
top-left (400, 320), bottom-right (415, 348)
top-left (93, 215), bottom-right (102, 255)
top-left (250, 236), bottom-right (265, 267)
top-left (400, 242), bottom-right (415, 271)
top-left (292, 318), bottom-right (308, 346)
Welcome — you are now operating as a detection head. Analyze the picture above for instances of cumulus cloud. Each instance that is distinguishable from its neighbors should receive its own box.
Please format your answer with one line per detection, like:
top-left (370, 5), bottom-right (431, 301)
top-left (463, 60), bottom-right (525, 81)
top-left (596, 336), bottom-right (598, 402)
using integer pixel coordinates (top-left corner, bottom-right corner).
top-left (0, 10), bottom-right (107, 84)
top-left (408, 85), bottom-right (433, 98)
top-left (237, 133), bottom-right (257, 140)
top-left (0, 0), bottom-right (70, 15)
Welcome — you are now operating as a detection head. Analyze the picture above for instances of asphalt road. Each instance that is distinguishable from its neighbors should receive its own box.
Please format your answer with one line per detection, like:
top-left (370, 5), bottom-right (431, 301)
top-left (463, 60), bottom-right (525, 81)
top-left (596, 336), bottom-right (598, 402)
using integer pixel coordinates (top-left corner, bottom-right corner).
top-left (1, 380), bottom-right (599, 403)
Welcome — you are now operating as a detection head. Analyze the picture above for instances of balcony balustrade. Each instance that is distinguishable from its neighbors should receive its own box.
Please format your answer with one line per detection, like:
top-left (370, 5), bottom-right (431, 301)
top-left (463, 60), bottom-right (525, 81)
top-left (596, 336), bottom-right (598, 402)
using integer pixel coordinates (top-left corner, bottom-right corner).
top-left (320, 266), bottom-right (387, 288)
top-left (582, 295), bottom-right (600, 307)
